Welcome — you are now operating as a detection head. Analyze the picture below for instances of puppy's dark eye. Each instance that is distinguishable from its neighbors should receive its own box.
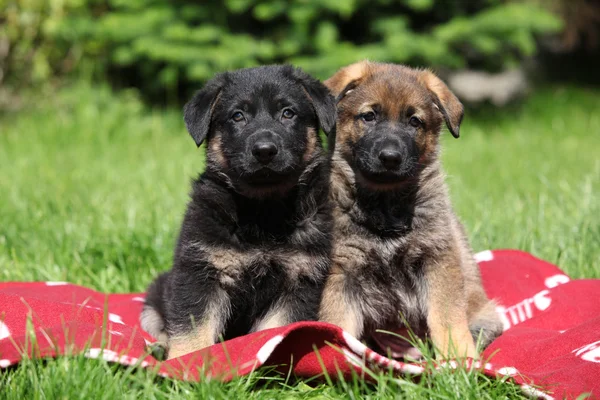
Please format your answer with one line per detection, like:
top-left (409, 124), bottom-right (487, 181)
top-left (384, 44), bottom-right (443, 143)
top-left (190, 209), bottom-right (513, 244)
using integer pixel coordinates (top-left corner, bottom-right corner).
top-left (232, 111), bottom-right (244, 122)
top-left (361, 112), bottom-right (376, 122)
top-left (282, 108), bottom-right (295, 119)
top-left (409, 116), bottom-right (423, 128)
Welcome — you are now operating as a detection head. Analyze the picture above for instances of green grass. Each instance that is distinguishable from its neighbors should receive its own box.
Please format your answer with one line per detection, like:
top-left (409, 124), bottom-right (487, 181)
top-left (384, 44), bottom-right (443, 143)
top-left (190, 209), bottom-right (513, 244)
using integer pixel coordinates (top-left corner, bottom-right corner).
top-left (1, 82), bottom-right (599, 398)
top-left (0, 353), bottom-right (527, 400)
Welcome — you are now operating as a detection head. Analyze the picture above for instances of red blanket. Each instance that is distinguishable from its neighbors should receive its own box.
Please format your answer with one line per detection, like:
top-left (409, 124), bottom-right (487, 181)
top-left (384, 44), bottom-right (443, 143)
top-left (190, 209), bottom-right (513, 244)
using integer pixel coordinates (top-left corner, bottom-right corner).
top-left (1, 250), bottom-right (598, 399)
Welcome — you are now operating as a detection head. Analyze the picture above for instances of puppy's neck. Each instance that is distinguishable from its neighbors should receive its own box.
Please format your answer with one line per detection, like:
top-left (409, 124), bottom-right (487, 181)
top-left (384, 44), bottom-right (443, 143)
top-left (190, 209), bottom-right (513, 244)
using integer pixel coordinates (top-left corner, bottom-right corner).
top-left (330, 152), bottom-right (449, 236)
top-left (202, 152), bottom-right (329, 226)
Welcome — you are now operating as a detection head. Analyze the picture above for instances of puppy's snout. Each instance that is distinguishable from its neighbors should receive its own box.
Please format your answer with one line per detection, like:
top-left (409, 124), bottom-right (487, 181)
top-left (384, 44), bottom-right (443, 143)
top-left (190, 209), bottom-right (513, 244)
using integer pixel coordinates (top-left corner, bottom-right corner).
top-left (378, 148), bottom-right (403, 170)
top-left (252, 141), bottom-right (278, 164)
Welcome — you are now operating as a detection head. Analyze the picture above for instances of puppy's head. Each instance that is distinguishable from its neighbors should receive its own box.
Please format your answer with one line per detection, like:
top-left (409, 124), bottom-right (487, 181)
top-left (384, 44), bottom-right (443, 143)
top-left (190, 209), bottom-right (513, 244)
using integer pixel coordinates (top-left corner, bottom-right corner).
top-left (325, 61), bottom-right (463, 191)
top-left (184, 65), bottom-right (336, 198)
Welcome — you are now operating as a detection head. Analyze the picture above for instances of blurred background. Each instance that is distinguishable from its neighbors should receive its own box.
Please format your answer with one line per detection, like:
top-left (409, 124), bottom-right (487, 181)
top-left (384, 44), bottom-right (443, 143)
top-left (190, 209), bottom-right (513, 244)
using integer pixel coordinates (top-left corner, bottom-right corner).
top-left (0, 1), bottom-right (599, 290)
top-left (1, 0), bottom-right (600, 104)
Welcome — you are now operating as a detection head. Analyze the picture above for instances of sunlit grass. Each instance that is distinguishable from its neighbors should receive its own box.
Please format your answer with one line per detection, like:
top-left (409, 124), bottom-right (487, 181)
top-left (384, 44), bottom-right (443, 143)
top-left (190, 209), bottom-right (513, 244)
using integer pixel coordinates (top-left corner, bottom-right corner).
top-left (1, 83), bottom-right (598, 398)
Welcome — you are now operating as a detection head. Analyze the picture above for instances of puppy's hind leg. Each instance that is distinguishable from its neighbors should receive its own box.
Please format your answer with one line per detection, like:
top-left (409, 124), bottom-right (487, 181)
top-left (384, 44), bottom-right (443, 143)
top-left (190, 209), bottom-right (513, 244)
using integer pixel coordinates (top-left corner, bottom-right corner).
top-left (140, 272), bottom-right (171, 360)
top-left (468, 298), bottom-right (504, 351)
top-left (141, 272), bottom-right (170, 343)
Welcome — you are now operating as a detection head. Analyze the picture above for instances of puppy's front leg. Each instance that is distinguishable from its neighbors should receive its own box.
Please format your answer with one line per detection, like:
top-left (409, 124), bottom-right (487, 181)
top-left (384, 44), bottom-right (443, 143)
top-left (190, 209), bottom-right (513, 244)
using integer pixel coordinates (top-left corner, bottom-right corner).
top-left (252, 304), bottom-right (291, 332)
top-left (167, 283), bottom-right (231, 360)
top-left (319, 265), bottom-right (364, 339)
top-left (425, 253), bottom-right (478, 359)
top-left (253, 261), bottom-right (327, 332)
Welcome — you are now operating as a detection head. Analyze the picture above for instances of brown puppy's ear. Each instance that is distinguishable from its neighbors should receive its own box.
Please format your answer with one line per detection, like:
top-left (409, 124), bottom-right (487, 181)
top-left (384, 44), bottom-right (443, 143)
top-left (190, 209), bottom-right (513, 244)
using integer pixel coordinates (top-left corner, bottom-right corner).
top-left (183, 73), bottom-right (227, 147)
top-left (324, 61), bottom-right (370, 102)
top-left (418, 70), bottom-right (464, 138)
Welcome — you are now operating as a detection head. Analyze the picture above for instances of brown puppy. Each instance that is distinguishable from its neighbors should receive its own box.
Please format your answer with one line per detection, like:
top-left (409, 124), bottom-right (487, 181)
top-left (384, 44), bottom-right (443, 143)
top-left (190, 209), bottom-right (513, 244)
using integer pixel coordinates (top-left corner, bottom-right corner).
top-left (319, 61), bottom-right (502, 359)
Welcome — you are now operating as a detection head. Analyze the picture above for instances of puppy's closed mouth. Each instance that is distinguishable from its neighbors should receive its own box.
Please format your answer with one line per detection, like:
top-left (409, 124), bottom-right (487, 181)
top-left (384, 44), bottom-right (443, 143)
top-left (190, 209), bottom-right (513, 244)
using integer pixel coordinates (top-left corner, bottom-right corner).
top-left (244, 167), bottom-right (298, 186)
top-left (357, 168), bottom-right (416, 187)
top-left (361, 170), bottom-right (402, 183)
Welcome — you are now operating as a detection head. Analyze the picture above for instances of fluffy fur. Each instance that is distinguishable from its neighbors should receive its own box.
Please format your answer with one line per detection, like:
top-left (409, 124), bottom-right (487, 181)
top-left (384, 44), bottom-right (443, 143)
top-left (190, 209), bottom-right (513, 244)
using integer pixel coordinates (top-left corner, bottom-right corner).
top-left (141, 65), bottom-right (336, 359)
top-left (319, 61), bottom-right (503, 359)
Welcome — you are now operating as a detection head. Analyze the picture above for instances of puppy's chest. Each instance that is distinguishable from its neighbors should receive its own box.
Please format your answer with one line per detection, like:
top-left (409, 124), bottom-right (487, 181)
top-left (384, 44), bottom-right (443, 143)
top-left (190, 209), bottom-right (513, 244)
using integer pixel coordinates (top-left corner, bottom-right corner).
top-left (207, 244), bottom-right (320, 286)
top-left (349, 196), bottom-right (414, 237)
top-left (234, 202), bottom-right (329, 246)
top-left (335, 215), bottom-right (424, 280)
top-left (377, 237), bottom-right (425, 287)
top-left (205, 192), bottom-right (331, 287)
top-left (348, 235), bottom-right (427, 325)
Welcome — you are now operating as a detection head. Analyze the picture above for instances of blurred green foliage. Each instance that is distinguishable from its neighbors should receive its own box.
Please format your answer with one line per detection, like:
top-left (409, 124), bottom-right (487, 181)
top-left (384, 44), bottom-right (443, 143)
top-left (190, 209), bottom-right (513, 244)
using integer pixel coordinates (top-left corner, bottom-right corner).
top-left (1, 0), bottom-right (562, 99)
top-left (1, 0), bottom-right (79, 87)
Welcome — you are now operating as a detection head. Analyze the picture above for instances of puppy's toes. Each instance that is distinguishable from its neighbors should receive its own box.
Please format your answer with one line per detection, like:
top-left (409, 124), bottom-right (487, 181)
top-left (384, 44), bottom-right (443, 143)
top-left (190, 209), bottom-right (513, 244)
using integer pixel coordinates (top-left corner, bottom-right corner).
top-left (469, 300), bottom-right (504, 350)
top-left (147, 342), bottom-right (168, 361)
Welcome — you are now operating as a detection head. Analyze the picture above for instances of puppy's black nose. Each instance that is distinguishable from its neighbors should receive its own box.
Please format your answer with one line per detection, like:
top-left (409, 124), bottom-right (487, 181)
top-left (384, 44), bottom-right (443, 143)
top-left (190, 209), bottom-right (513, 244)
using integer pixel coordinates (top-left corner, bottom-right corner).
top-left (379, 149), bottom-right (402, 170)
top-left (252, 141), bottom-right (278, 164)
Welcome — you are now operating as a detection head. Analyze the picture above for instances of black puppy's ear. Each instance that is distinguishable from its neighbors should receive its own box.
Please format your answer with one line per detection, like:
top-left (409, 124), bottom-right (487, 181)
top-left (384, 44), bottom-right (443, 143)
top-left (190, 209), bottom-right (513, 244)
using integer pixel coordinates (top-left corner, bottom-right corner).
top-left (183, 74), bottom-right (226, 147)
top-left (290, 67), bottom-right (337, 136)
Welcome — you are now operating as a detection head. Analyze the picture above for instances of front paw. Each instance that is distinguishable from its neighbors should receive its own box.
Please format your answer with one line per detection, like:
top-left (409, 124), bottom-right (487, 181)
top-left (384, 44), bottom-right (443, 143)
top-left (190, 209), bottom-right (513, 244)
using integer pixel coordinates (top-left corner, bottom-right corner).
top-left (147, 342), bottom-right (168, 361)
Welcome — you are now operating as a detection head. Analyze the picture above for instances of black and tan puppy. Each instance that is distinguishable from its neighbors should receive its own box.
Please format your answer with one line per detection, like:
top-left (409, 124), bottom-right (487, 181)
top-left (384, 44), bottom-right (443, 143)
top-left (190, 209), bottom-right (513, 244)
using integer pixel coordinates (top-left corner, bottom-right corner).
top-left (140, 65), bottom-right (336, 359)
top-left (319, 61), bottom-right (502, 359)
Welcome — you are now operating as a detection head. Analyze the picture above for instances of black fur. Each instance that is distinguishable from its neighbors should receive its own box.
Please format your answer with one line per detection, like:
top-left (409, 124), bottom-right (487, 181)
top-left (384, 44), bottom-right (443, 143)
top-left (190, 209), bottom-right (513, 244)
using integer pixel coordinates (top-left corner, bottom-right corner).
top-left (141, 65), bottom-right (336, 358)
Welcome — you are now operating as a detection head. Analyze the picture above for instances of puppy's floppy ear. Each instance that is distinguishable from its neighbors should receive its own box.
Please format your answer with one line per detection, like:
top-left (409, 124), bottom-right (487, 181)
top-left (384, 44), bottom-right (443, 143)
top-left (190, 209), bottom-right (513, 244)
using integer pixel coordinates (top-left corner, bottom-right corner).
top-left (418, 70), bottom-right (464, 138)
top-left (183, 74), bottom-right (227, 147)
top-left (324, 61), bottom-right (370, 103)
top-left (290, 67), bottom-right (337, 135)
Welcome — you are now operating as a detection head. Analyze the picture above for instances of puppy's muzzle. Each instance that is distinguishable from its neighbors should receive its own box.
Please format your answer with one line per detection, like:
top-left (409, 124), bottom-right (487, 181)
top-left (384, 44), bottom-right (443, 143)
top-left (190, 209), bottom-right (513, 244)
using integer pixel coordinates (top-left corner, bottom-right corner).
top-left (379, 147), bottom-right (403, 170)
top-left (375, 136), bottom-right (408, 171)
top-left (252, 141), bottom-right (278, 164)
top-left (250, 130), bottom-right (279, 165)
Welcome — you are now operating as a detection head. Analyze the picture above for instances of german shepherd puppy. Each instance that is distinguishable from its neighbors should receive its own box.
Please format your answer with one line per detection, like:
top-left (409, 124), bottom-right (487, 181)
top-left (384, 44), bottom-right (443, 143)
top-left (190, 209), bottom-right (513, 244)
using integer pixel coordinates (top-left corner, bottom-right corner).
top-left (319, 61), bottom-right (502, 359)
top-left (140, 65), bottom-right (336, 360)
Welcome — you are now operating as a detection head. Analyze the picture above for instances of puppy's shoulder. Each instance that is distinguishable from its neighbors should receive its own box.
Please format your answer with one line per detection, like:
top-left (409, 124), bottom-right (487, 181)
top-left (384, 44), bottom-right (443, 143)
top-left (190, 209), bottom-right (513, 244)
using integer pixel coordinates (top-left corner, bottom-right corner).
top-left (176, 173), bottom-right (238, 247)
top-left (301, 152), bottom-right (331, 188)
top-left (411, 166), bottom-right (471, 257)
top-left (189, 172), bottom-right (233, 204)
top-left (329, 156), bottom-right (356, 211)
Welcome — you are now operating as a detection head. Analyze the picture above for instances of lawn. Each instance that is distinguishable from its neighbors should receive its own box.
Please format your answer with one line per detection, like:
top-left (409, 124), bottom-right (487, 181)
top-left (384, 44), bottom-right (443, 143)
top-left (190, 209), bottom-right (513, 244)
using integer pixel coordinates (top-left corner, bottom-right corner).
top-left (0, 83), bottom-right (599, 398)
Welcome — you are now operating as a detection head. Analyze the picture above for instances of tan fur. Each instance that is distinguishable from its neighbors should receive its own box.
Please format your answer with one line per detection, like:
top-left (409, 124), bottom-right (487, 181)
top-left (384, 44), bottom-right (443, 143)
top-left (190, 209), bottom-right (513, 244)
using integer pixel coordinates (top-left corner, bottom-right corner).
top-left (208, 248), bottom-right (255, 271)
top-left (417, 70), bottom-right (464, 136)
top-left (167, 292), bottom-right (230, 359)
top-left (275, 250), bottom-right (320, 280)
top-left (251, 304), bottom-right (290, 332)
top-left (320, 61), bottom-right (502, 359)
top-left (207, 132), bottom-right (228, 168)
top-left (415, 128), bottom-right (439, 163)
top-left (424, 248), bottom-right (478, 359)
top-left (303, 127), bottom-right (318, 163)
top-left (168, 334), bottom-right (213, 360)
top-left (318, 266), bottom-right (364, 337)
top-left (323, 61), bottom-right (370, 95)
top-left (189, 245), bottom-right (257, 287)
top-left (328, 154), bottom-right (356, 211)
top-left (187, 242), bottom-right (321, 286)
